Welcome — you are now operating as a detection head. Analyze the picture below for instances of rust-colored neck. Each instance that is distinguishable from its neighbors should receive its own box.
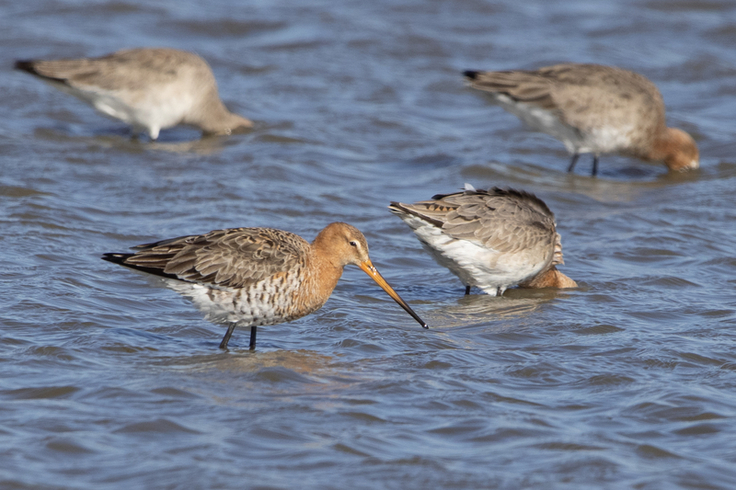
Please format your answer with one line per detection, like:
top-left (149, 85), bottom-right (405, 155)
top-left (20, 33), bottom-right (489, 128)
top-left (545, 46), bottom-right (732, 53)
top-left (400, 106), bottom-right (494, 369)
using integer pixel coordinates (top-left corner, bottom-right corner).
top-left (647, 127), bottom-right (699, 171)
top-left (300, 230), bottom-right (346, 311)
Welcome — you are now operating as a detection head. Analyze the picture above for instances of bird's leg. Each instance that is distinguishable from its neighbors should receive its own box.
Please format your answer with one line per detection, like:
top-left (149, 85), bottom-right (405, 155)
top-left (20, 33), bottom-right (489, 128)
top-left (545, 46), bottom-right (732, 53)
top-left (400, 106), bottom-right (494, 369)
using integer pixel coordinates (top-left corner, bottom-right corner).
top-left (567, 153), bottom-right (580, 173)
top-left (591, 155), bottom-right (599, 177)
top-left (249, 326), bottom-right (257, 350)
top-left (465, 285), bottom-right (471, 295)
top-left (219, 323), bottom-right (236, 349)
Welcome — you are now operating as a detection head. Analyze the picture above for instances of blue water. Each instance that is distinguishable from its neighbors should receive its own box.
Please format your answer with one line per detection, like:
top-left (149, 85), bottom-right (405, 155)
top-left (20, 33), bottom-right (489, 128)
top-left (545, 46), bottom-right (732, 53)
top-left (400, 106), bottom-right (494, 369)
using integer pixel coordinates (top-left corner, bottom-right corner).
top-left (2, 0), bottom-right (736, 488)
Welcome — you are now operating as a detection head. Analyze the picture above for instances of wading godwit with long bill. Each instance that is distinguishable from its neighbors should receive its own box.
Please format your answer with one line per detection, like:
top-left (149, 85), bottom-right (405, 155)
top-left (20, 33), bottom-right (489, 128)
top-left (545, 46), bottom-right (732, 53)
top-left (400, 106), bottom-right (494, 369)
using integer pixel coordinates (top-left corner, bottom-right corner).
top-left (464, 64), bottom-right (699, 176)
top-left (103, 222), bottom-right (427, 349)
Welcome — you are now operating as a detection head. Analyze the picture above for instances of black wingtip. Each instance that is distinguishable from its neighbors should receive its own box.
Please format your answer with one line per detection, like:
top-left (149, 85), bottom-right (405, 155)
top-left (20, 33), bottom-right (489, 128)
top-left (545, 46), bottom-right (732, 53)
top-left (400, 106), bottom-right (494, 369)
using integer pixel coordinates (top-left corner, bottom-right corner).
top-left (102, 252), bottom-right (182, 281)
top-left (101, 253), bottom-right (133, 265)
top-left (387, 201), bottom-right (412, 216)
top-left (463, 70), bottom-right (480, 80)
top-left (14, 59), bottom-right (38, 74)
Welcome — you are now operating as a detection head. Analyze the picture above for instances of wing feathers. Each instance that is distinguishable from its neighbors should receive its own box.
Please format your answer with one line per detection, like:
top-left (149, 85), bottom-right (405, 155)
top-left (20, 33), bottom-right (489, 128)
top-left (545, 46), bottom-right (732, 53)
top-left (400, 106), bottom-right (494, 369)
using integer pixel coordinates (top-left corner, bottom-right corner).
top-left (104, 228), bottom-right (308, 289)
top-left (392, 187), bottom-right (558, 254)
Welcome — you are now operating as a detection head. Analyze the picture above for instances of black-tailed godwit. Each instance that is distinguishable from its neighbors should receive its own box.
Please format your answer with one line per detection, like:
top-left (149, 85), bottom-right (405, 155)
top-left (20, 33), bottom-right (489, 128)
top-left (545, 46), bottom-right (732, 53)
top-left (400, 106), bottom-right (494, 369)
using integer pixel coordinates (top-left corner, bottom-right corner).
top-left (389, 185), bottom-right (577, 296)
top-left (464, 64), bottom-right (699, 176)
top-left (15, 48), bottom-right (253, 140)
top-left (103, 222), bottom-right (427, 349)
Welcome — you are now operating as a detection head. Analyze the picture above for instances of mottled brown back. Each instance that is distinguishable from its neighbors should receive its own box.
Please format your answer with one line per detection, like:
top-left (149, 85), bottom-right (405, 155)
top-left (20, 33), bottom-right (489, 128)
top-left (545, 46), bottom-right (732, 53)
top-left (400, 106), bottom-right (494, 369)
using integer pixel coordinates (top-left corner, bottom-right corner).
top-left (15, 48), bottom-right (213, 92)
top-left (392, 187), bottom-right (558, 256)
top-left (109, 227), bottom-right (310, 289)
top-left (465, 64), bottom-right (666, 139)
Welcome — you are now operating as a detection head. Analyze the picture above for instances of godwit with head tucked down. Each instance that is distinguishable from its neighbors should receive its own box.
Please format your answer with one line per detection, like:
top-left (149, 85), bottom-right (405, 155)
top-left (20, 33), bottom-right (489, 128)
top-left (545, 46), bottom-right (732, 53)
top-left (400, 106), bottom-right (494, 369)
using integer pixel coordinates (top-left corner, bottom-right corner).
top-left (463, 64), bottom-right (699, 176)
top-left (389, 184), bottom-right (577, 296)
top-left (15, 47), bottom-right (253, 140)
top-left (102, 222), bottom-right (427, 349)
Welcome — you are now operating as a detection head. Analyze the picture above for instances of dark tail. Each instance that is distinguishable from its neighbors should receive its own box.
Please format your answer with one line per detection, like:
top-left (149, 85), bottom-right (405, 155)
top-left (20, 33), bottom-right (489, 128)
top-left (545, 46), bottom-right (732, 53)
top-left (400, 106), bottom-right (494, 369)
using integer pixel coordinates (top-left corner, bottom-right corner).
top-left (463, 70), bottom-right (481, 80)
top-left (102, 252), bottom-right (180, 280)
top-left (101, 253), bottom-right (134, 265)
top-left (14, 60), bottom-right (39, 75)
top-left (14, 59), bottom-right (68, 83)
top-left (388, 201), bottom-right (445, 229)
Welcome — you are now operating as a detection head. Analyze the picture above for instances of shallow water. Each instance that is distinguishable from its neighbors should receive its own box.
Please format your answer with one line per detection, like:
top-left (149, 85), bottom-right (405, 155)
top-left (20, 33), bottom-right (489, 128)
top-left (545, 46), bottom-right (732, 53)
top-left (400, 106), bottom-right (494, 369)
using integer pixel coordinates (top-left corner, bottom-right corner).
top-left (2, 0), bottom-right (736, 488)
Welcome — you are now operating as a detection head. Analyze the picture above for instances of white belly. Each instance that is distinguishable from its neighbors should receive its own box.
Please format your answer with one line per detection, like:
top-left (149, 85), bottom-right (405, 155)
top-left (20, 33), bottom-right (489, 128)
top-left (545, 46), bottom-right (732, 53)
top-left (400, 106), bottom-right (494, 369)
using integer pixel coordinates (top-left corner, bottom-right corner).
top-left (54, 82), bottom-right (194, 139)
top-left (493, 94), bottom-right (636, 155)
top-left (401, 216), bottom-right (550, 295)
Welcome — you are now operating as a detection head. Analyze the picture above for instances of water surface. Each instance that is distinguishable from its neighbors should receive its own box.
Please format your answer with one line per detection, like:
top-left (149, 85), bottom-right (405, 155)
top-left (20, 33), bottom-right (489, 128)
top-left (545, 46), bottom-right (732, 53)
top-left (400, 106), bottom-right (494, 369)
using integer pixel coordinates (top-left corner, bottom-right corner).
top-left (2, 0), bottom-right (736, 488)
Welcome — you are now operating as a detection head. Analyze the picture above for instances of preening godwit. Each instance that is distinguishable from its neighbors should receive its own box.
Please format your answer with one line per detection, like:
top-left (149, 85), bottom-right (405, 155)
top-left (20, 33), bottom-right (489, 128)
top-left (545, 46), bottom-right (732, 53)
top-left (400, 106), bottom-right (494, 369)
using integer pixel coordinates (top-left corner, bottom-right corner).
top-left (463, 64), bottom-right (699, 176)
top-left (389, 184), bottom-right (577, 296)
top-left (15, 48), bottom-right (253, 140)
top-left (102, 222), bottom-right (427, 349)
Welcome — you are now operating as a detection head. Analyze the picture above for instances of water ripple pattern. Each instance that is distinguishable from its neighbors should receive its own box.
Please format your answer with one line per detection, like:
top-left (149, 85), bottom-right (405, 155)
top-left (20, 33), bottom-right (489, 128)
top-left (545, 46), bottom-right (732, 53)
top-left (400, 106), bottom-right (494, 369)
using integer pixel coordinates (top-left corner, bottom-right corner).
top-left (2, 0), bottom-right (736, 489)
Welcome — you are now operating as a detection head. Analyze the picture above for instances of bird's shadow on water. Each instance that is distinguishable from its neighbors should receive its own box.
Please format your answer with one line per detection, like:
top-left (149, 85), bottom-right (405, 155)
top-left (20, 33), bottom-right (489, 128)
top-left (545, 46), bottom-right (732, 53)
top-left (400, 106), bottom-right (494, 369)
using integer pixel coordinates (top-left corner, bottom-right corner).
top-left (419, 286), bottom-right (581, 330)
top-left (31, 120), bottom-right (317, 156)
top-left (31, 124), bottom-right (256, 155)
top-left (152, 348), bottom-right (348, 392)
top-left (459, 158), bottom-right (705, 203)
top-left (172, 348), bottom-right (335, 372)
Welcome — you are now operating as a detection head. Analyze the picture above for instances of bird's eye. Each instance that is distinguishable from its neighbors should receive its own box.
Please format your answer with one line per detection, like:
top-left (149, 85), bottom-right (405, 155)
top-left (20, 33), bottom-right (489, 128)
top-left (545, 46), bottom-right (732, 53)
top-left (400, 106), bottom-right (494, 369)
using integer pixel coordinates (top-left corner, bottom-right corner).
top-left (349, 240), bottom-right (358, 247)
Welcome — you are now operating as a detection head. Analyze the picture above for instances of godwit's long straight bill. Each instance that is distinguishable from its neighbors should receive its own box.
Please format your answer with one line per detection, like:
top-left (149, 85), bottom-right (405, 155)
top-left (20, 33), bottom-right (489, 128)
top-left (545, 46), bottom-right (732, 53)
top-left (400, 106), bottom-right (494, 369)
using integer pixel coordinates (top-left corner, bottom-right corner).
top-left (359, 260), bottom-right (428, 329)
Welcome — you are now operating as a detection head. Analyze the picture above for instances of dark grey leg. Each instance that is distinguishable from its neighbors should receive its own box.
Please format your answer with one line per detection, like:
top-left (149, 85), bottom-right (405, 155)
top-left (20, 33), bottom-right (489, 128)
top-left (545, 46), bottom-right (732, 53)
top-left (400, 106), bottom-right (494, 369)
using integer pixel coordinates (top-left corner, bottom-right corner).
top-left (465, 285), bottom-right (471, 295)
top-left (219, 323), bottom-right (236, 349)
top-left (249, 326), bottom-right (257, 350)
top-left (567, 153), bottom-right (580, 173)
top-left (591, 155), bottom-right (599, 177)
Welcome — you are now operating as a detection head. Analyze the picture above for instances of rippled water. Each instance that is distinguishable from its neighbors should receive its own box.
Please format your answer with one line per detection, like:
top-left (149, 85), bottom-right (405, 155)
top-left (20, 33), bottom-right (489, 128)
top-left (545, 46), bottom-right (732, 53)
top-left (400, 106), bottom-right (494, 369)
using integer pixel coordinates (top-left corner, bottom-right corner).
top-left (2, 0), bottom-right (736, 488)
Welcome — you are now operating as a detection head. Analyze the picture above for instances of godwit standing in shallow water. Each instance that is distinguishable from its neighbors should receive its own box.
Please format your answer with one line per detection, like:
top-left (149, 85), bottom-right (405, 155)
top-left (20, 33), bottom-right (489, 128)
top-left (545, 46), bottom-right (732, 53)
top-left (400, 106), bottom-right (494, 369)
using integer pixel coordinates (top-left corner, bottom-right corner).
top-left (15, 47), bottom-right (253, 140)
top-left (102, 222), bottom-right (427, 349)
top-left (463, 64), bottom-right (699, 176)
top-left (389, 185), bottom-right (577, 296)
